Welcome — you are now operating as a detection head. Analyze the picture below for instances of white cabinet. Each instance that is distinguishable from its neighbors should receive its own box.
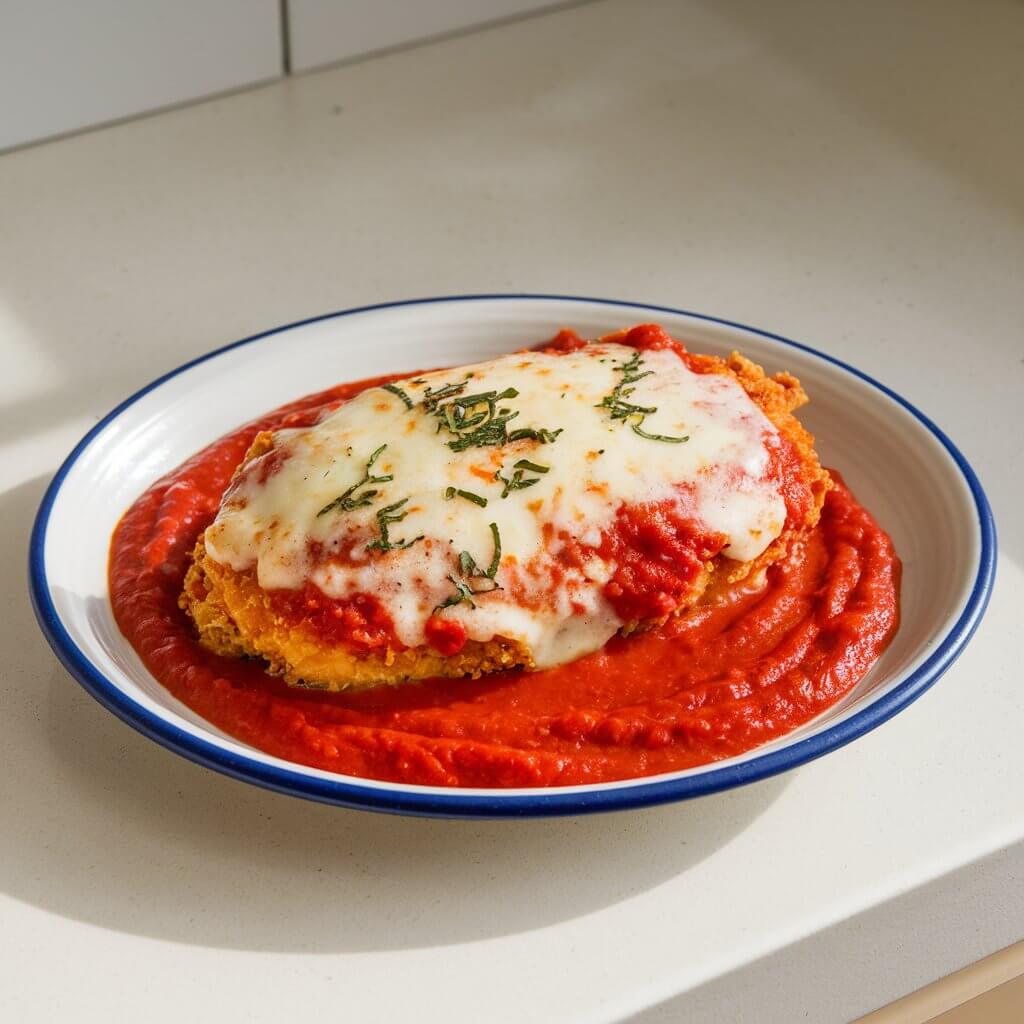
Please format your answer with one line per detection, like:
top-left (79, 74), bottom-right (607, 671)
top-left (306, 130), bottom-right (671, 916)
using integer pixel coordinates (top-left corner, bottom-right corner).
top-left (286, 0), bottom-right (561, 72)
top-left (0, 0), bottom-right (281, 150)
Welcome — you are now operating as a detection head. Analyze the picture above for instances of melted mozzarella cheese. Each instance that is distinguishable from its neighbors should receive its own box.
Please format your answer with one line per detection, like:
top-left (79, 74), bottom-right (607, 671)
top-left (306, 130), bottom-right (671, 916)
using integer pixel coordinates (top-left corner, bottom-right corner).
top-left (204, 343), bottom-right (787, 667)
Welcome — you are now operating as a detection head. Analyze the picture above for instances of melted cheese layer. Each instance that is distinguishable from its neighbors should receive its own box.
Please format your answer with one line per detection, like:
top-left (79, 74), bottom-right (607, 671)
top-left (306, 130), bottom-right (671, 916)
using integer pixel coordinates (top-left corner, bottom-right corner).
top-left (204, 343), bottom-right (787, 667)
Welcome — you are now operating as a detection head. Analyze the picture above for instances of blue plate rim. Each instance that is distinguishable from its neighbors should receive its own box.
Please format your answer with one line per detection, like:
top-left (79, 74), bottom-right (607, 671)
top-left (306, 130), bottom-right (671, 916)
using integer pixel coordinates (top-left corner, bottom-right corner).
top-left (28, 294), bottom-right (997, 818)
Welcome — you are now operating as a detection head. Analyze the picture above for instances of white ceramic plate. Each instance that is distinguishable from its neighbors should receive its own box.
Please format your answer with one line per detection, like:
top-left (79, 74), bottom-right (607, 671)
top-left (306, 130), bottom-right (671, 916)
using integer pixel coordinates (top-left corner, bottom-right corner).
top-left (29, 296), bottom-right (995, 817)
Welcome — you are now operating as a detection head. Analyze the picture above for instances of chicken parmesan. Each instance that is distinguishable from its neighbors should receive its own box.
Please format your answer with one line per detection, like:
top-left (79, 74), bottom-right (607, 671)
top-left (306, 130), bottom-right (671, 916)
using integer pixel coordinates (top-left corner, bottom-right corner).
top-left (179, 325), bottom-right (830, 691)
top-left (111, 322), bottom-right (899, 787)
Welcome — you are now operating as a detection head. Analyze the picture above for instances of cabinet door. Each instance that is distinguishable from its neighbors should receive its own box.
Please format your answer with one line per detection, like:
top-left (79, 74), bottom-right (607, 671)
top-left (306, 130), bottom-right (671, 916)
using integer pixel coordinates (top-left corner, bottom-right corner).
top-left (287, 0), bottom-right (561, 72)
top-left (1, 0), bottom-right (281, 150)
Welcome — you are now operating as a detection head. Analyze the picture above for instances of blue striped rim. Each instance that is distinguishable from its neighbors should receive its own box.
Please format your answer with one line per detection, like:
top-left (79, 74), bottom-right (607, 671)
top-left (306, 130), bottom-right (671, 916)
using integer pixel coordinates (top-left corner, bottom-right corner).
top-left (27, 295), bottom-right (997, 818)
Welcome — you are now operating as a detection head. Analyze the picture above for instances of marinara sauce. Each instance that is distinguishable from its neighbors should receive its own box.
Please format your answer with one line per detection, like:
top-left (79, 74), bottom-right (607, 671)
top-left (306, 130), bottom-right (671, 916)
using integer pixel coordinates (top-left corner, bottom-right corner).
top-left (109, 338), bottom-right (900, 788)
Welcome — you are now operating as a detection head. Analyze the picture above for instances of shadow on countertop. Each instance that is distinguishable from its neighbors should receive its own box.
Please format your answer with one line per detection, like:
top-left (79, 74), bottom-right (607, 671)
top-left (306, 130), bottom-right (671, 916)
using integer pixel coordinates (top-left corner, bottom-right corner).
top-left (3, 473), bottom-right (787, 953)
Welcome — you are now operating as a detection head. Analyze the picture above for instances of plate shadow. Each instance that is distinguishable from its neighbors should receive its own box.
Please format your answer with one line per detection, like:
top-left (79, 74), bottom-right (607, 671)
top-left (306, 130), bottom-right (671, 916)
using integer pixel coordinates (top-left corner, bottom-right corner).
top-left (6, 473), bottom-right (788, 953)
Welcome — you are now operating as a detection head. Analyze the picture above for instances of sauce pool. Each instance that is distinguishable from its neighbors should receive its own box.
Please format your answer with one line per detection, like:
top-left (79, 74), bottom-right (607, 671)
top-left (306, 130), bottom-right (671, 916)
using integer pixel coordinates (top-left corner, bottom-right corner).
top-left (109, 371), bottom-right (900, 788)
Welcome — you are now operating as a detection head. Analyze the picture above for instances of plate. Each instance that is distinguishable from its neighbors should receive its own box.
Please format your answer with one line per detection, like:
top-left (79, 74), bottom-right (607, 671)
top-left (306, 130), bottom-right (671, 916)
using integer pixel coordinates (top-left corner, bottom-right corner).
top-left (29, 295), bottom-right (996, 817)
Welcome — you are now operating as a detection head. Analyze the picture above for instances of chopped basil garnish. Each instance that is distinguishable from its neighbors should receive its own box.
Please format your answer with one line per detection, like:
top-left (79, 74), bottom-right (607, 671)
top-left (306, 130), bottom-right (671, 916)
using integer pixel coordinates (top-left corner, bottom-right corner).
top-left (421, 378), bottom-right (470, 411)
top-left (365, 497), bottom-right (423, 553)
top-left (435, 387), bottom-right (521, 452)
top-left (596, 350), bottom-right (689, 443)
top-left (456, 523), bottom-right (501, 581)
top-left (494, 457), bottom-right (550, 498)
top-left (419, 378), bottom-right (561, 453)
top-left (434, 523), bottom-right (502, 612)
top-left (631, 422), bottom-right (688, 443)
top-left (318, 446), bottom-right (422, 552)
top-left (496, 460), bottom-right (549, 497)
top-left (508, 427), bottom-right (562, 444)
top-left (317, 444), bottom-right (393, 516)
top-left (435, 576), bottom-right (478, 611)
top-left (485, 521), bottom-right (501, 578)
top-left (444, 487), bottom-right (488, 508)
top-left (381, 383), bottom-right (414, 410)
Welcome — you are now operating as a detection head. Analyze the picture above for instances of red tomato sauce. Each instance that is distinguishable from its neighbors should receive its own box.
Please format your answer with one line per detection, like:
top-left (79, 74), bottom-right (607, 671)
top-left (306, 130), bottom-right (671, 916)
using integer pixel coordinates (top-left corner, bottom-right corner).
top-left (109, 347), bottom-right (900, 788)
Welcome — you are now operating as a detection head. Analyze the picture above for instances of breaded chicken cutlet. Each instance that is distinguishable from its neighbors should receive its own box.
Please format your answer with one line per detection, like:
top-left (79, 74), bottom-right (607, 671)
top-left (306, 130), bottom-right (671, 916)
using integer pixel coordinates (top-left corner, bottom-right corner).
top-left (180, 326), bottom-right (831, 691)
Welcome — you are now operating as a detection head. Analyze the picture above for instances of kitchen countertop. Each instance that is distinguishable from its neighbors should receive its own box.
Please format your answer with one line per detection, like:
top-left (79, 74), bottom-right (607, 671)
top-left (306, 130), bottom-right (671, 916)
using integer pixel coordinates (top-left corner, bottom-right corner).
top-left (1, 1), bottom-right (1022, 1020)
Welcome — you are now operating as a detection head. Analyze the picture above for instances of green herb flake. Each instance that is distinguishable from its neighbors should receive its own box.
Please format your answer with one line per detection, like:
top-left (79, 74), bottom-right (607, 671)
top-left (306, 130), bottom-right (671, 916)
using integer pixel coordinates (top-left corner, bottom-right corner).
top-left (496, 459), bottom-right (550, 498)
top-left (456, 523), bottom-right (501, 580)
top-left (507, 427), bottom-right (563, 444)
top-left (434, 523), bottom-right (503, 612)
top-left (365, 497), bottom-right (424, 553)
top-left (381, 382), bottom-right (414, 410)
top-left (631, 423), bottom-right (690, 443)
top-left (596, 351), bottom-right (689, 444)
top-left (421, 380), bottom-right (560, 454)
top-left (447, 488), bottom-right (488, 508)
top-left (486, 522), bottom-right (501, 578)
top-left (317, 444), bottom-right (393, 517)
top-left (434, 576), bottom-right (477, 612)
top-left (496, 468), bottom-right (539, 498)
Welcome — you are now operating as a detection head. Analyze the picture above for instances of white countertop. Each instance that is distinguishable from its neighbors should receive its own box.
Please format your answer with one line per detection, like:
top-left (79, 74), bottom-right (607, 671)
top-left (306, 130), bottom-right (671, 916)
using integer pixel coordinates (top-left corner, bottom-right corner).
top-left (2, 1), bottom-right (1022, 1020)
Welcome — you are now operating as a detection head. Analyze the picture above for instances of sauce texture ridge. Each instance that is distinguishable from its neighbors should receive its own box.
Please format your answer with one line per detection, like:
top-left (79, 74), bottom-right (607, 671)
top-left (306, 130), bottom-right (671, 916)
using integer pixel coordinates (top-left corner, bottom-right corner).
top-left (109, 329), bottom-right (900, 788)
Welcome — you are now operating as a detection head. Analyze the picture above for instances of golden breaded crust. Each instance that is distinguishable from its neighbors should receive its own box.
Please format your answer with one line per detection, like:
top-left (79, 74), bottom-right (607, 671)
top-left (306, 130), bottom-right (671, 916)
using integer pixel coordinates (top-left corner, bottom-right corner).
top-left (181, 539), bottom-right (533, 688)
top-left (706, 350), bottom-right (831, 584)
top-left (179, 351), bottom-right (830, 691)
